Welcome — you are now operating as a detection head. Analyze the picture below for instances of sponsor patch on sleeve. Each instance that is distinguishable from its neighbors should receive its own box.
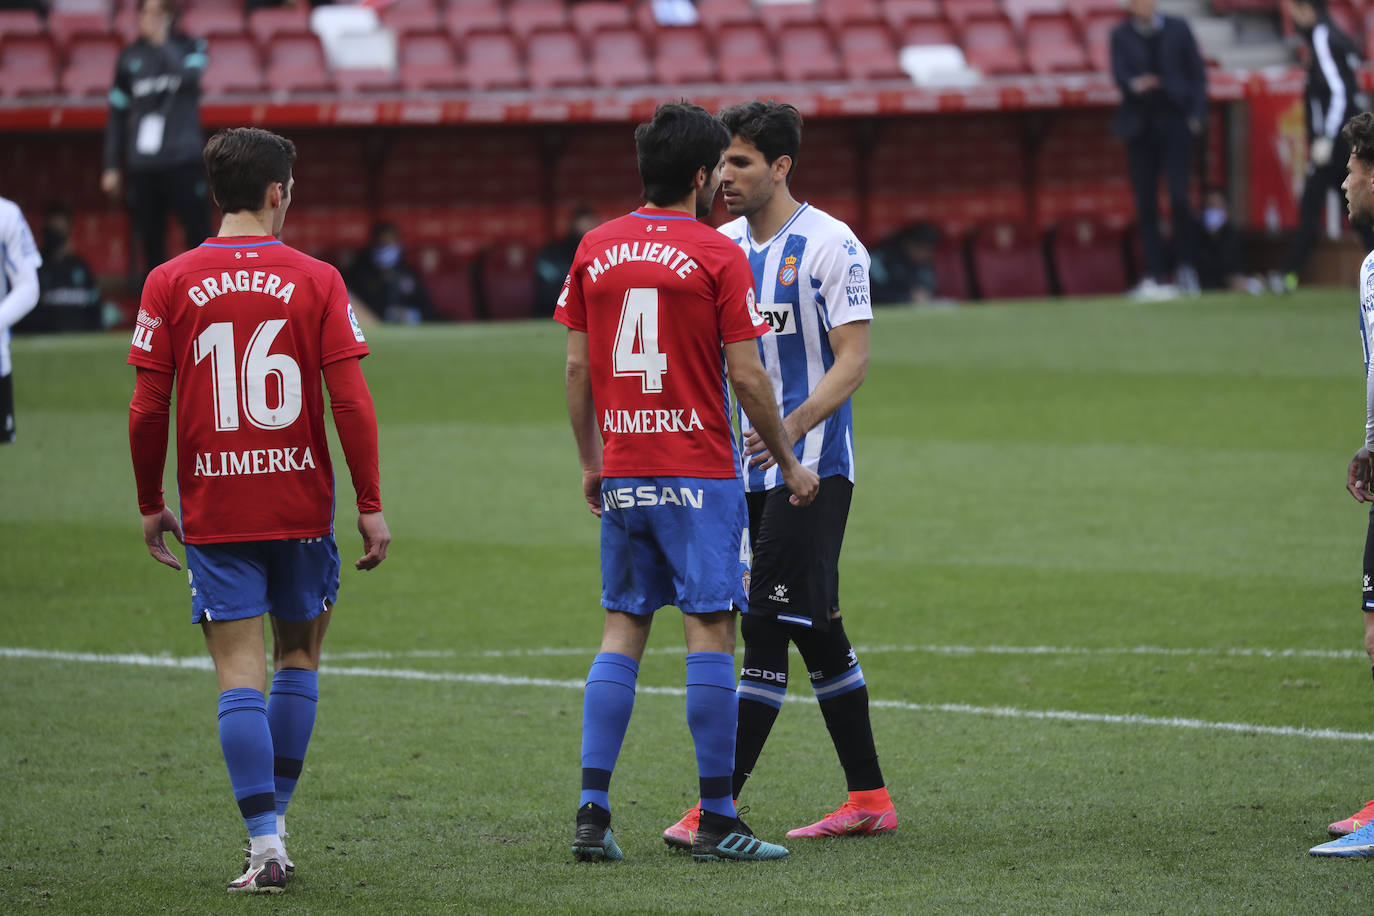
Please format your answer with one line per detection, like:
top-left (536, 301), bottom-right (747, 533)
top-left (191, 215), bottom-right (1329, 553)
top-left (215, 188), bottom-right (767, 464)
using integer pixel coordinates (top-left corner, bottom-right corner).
top-left (348, 304), bottom-right (366, 342)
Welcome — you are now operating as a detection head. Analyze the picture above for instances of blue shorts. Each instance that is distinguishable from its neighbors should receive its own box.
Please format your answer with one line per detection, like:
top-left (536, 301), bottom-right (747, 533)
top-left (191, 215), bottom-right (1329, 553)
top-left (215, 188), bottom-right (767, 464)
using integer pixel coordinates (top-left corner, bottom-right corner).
top-left (185, 536), bottom-right (340, 625)
top-left (599, 476), bottom-right (749, 615)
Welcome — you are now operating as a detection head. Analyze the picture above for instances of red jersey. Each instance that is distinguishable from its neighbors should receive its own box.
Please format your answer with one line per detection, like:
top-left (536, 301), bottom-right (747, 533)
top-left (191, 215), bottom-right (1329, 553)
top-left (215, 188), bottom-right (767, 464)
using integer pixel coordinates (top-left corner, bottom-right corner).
top-left (127, 236), bottom-right (369, 544)
top-left (554, 207), bottom-right (768, 478)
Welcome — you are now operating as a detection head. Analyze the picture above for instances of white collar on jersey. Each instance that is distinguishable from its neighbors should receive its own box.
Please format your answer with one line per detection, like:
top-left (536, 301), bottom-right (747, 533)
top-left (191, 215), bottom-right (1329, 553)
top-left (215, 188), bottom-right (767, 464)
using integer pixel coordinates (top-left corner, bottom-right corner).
top-left (745, 202), bottom-right (810, 252)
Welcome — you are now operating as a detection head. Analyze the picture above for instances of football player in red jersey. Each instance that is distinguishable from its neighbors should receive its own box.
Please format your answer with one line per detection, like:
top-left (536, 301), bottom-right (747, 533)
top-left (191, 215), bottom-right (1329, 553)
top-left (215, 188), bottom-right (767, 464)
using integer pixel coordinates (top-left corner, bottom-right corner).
top-left (127, 127), bottom-right (389, 894)
top-left (557, 101), bottom-right (818, 864)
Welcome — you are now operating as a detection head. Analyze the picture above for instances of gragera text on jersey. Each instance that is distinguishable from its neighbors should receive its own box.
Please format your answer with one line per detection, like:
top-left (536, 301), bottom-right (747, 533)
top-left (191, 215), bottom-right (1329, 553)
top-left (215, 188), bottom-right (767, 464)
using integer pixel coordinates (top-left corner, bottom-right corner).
top-left (719, 203), bottom-right (874, 492)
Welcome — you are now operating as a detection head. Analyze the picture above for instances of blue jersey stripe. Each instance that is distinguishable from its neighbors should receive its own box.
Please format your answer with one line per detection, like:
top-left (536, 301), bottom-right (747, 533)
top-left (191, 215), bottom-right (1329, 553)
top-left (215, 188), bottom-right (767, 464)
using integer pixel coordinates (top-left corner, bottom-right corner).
top-left (198, 240), bottom-right (284, 249)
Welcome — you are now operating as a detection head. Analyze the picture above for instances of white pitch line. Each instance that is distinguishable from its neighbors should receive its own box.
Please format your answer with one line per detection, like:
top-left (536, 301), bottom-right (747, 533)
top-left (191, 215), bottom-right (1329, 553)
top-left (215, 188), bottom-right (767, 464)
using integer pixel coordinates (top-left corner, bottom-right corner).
top-left (3, 646), bottom-right (1371, 743)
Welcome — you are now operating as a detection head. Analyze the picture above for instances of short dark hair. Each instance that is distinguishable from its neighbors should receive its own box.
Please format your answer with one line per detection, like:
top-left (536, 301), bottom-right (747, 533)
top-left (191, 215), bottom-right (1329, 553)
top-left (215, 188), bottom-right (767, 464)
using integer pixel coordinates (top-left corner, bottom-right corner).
top-left (203, 128), bottom-right (296, 214)
top-left (1293, 0), bottom-right (1327, 12)
top-left (718, 100), bottom-right (803, 182)
top-left (1343, 113), bottom-right (1374, 164)
top-left (634, 102), bottom-right (731, 208)
top-left (44, 201), bottom-right (73, 222)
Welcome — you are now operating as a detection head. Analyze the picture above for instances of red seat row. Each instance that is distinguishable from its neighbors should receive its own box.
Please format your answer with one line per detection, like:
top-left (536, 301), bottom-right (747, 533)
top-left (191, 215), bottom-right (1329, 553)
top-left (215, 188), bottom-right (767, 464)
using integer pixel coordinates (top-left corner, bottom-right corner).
top-left (937, 218), bottom-right (1130, 300)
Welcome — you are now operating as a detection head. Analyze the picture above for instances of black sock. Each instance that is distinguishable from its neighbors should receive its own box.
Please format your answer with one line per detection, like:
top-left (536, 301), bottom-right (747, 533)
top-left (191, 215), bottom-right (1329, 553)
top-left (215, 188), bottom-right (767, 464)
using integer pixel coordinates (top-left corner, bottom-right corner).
top-left (794, 618), bottom-right (884, 792)
top-left (733, 614), bottom-right (791, 798)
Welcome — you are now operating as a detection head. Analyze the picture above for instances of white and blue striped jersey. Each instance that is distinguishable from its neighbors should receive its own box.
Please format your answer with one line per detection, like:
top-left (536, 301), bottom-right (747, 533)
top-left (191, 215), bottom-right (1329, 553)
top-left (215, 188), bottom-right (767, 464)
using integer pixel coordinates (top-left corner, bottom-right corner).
top-left (0, 197), bottom-right (42, 378)
top-left (1360, 251), bottom-right (1374, 449)
top-left (719, 203), bottom-right (873, 492)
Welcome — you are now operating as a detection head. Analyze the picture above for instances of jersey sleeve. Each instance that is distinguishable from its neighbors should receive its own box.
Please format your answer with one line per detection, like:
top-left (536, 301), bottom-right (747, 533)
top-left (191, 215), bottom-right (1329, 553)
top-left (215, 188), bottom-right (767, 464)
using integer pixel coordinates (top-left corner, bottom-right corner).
top-left (127, 264), bottom-right (175, 372)
top-left (552, 243), bottom-right (587, 332)
top-left (320, 266), bottom-right (370, 366)
top-left (715, 243), bottom-right (769, 344)
top-left (1362, 254), bottom-right (1374, 449)
top-left (811, 229), bottom-right (874, 331)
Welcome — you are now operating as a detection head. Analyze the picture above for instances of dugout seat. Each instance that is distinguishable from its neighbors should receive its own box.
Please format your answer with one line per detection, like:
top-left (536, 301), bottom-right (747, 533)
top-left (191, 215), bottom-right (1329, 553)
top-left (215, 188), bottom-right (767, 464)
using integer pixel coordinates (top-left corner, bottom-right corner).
top-left (695, 0), bottom-right (762, 36)
top-left (1064, 0), bottom-right (1125, 24)
top-left (716, 25), bottom-right (781, 83)
top-left (463, 31), bottom-right (526, 90)
top-left (570, 0), bottom-right (633, 38)
top-left (758, 0), bottom-right (823, 35)
top-left (264, 32), bottom-right (334, 94)
top-left (417, 247), bottom-right (478, 323)
top-left (478, 242), bottom-right (537, 321)
top-left (525, 29), bottom-right (591, 89)
top-left (46, 11), bottom-right (110, 50)
top-left (970, 222), bottom-right (1050, 299)
top-left (899, 16), bottom-right (957, 46)
top-left (0, 9), bottom-right (44, 39)
top-left (442, 0), bottom-right (506, 40)
top-left (958, 13), bottom-right (1029, 74)
top-left (0, 35), bottom-right (59, 97)
top-left (933, 239), bottom-right (972, 301)
top-left (821, 0), bottom-right (885, 29)
top-left (839, 22), bottom-right (906, 80)
top-left (590, 28), bottom-right (653, 88)
top-left (398, 31), bottom-right (466, 91)
top-left (1050, 218), bottom-right (1127, 295)
top-left (506, 0), bottom-right (568, 40)
top-left (59, 33), bottom-right (122, 98)
top-left (942, 0), bottom-right (1004, 25)
top-left (379, 0), bottom-right (441, 36)
top-left (180, 9), bottom-right (247, 40)
top-left (1025, 12), bottom-right (1090, 74)
top-left (201, 35), bottom-right (264, 95)
top-left (1003, 0), bottom-right (1069, 23)
top-left (654, 26), bottom-right (719, 84)
top-left (778, 25), bottom-right (845, 81)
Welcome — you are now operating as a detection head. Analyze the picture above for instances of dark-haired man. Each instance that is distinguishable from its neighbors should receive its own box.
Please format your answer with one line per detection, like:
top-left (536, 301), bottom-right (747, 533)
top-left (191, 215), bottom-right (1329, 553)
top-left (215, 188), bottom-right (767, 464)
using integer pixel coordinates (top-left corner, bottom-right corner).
top-left (1311, 112), bottom-right (1374, 857)
top-left (663, 99), bottom-right (894, 847)
top-left (127, 127), bottom-right (390, 892)
top-left (103, 0), bottom-right (211, 283)
top-left (1271, 0), bottom-right (1372, 294)
top-left (557, 101), bottom-right (818, 864)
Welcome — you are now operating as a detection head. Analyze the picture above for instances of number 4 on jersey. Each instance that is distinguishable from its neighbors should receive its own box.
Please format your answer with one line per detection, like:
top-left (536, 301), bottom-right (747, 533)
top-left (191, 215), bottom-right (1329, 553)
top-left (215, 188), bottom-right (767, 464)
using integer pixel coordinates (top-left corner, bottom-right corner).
top-left (613, 288), bottom-right (667, 394)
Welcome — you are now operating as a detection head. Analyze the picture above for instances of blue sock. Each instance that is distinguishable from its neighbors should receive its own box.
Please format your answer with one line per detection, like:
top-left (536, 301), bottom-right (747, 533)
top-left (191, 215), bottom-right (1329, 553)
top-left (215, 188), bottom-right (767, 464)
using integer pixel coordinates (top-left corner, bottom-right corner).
top-left (579, 652), bottom-right (639, 812)
top-left (267, 668), bottom-right (318, 819)
top-left (218, 688), bottom-right (277, 838)
top-left (685, 651), bottom-right (737, 819)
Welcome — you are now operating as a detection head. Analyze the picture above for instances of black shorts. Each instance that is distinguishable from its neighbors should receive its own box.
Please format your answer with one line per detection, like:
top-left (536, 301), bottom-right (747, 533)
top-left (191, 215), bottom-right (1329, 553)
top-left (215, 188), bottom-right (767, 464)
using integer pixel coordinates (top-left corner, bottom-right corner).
top-left (1363, 505), bottom-right (1374, 612)
top-left (0, 371), bottom-right (13, 444)
top-left (746, 475), bottom-right (853, 630)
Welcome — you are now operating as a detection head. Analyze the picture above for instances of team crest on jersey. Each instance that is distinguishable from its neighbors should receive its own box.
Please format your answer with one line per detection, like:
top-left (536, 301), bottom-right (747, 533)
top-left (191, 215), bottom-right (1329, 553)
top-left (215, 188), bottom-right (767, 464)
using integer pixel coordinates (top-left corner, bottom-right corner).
top-left (347, 304), bottom-right (366, 342)
top-left (847, 263), bottom-right (866, 285)
top-left (778, 255), bottom-right (798, 287)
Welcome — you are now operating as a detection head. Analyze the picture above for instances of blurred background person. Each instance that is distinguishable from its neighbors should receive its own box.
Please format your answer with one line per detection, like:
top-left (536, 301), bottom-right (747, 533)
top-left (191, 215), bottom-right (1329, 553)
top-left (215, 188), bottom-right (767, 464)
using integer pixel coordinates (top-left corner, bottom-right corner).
top-left (533, 205), bottom-right (597, 312)
top-left (1270, 0), bottom-right (1371, 294)
top-left (16, 203), bottom-right (103, 334)
top-left (347, 222), bottom-right (434, 324)
top-left (870, 222), bottom-right (941, 305)
top-left (1110, 0), bottom-right (1207, 299)
top-left (101, 0), bottom-right (210, 286)
top-left (1193, 187), bottom-right (1260, 292)
top-left (0, 196), bottom-right (42, 443)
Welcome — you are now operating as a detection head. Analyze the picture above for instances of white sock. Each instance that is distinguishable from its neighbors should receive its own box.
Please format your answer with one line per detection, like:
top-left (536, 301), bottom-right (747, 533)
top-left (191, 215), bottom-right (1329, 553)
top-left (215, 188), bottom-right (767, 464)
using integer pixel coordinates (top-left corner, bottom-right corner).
top-left (249, 833), bottom-right (284, 859)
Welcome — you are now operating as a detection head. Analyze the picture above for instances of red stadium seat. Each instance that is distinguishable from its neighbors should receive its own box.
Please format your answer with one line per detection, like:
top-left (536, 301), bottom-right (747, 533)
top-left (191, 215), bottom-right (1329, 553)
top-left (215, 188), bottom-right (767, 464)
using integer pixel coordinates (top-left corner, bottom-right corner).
top-left (463, 31), bottom-right (526, 90)
top-left (1024, 13), bottom-right (1089, 74)
top-left (0, 35), bottom-right (59, 97)
top-left (695, 0), bottom-right (762, 35)
top-left (1050, 218), bottom-right (1126, 295)
top-left (821, 0), bottom-right (884, 29)
top-left (46, 11), bottom-right (110, 50)
top-left (398, 31), bottom-right (466, 91)
top-left (654, 26), bottom-right (719, 84)
top-left (418, 248), bottom-right (478, 322)
top-left (589, 27), bottom-right (652, 87)
top-left (264, 32), bottom-right (334, 94)
top-left (778, 25), bottom-right (845, 81)
top-left (379, 0), bottom-right (441, 36)
top-left (943, 0), bottom-right (1004, 25)
top-left (899, 16), bottom-right (957, 46)
top-left (839, 22), bottom-right (905, 80)
top-left (758, 0), bottom-right (823, 35)
top-left (505, 0), bottom-right (568, 40)
top-left (525, 30), bottom-right (590, 89)
top-left (1081, 11), bottom-right (1117, 71)
top-left (933, 239), bottom-right (971, 300)
top-left (442, 1), bottom-right (505, 40)
top-left (570, 0), bottom-right (632, 38)
top-left (59, 34), bottom-right (122, 97)
top-left (334, 67), bottom-right (401, 95)
top-left (0, 10), bottom-right (44, 38)
top-left (970, 222), bottom-right (1049, 299)
top-left (478, 242), bottom-right (537, 321)
top-left (716, 25), bottom-right (781, 83)
top-left (881, 0), bottom-right (943, 30)
top-left (179, 8), bottom-right (246, 40)
top-left (248, 7), bottom-right (310, 46)
top-left (959, 13), bottom-right (1028, 74)
top-left (1064, 0), bottom-right (1125, 23)
top-left (201, 35), bottom-right (263, 95)
top-left (1003, 0), bottom-right (1069, 23)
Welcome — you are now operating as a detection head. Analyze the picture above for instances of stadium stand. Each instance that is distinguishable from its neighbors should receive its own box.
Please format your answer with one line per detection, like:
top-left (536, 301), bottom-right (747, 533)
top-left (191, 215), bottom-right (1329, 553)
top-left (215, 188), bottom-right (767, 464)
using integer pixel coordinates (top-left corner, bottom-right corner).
top-left (0, 35), bottom-right (60, 98)
top-left (525, 29), bottom-right (591, 89)
top-left (478, 241), bottom-right (538, 319)
top-left (201, 35), bottom-right (265, 96)
top-left (839, 22), bottom-right (907, 80)
top-left (590, 28), bottom-right (654, 88)
top-left (462, 30), bottom-right (526, 90)
top-left (1050, 218), bottom-right (1129, 295)
top-left (264, 31), bottom-right (335, 95)
top-left (442, 1), bottom-right (507, 40)
top-left (59, 33), bottom-right (122, 98)
top-left (777, 25), bottom-right (846, 82)
top-left (397, 31), bottom-right (467, 92)
top-left (970, 222), bottom-right (1051, 298)
top-left (716, 24), bottom-right (783, 84)
top-left (653, 26), bottom-right (719, 84)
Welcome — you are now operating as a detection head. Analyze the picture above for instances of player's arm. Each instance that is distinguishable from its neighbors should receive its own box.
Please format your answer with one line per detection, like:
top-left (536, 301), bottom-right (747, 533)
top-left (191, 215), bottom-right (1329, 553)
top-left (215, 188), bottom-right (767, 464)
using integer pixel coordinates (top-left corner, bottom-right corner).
top-left (101, 53), bottom-right (131, 196)
top-left (0, 215), bottom-right (40, 331)
top-left (129, 366), bottom-right (184, 569)
top-left (323, 356), bottom-right (389, 570)
top-left (565, 329), bottom-right (603, 517)
top-left (726, 340), bottom-right (819, 507)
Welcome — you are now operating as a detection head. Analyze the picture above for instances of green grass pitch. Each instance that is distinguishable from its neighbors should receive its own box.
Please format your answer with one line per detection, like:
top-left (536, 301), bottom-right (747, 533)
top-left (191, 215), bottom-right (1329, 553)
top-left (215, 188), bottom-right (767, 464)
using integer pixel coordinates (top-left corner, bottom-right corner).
top-left (5, 290), bottom-right (1374, 912)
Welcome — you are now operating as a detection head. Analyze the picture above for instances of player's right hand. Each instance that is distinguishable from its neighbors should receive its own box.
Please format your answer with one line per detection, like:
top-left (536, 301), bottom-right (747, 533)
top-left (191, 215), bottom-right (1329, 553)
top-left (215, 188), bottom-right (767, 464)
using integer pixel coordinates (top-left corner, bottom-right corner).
top-left (1348, 448), bottom-right (1374, 502)
top-left (142, 507), bottom-right (184, 570)
top-left (100, 169), bottom-right (121, 198)
top-left (356, 511), bottom-right (390, 570)
top-left (781, 462), bottom-right (820, 507)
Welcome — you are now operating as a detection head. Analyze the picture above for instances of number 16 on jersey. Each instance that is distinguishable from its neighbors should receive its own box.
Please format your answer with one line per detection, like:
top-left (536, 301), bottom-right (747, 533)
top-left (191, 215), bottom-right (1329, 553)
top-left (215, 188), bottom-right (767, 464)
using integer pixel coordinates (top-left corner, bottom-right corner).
top-left (612, 288), bottom-right (667, 394)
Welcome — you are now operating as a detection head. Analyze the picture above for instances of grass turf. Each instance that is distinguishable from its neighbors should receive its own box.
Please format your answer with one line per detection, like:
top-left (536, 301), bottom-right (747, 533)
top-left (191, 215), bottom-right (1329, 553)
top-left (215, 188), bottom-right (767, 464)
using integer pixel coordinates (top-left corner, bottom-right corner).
top-left (4, 290), bottom-right (1374, 912)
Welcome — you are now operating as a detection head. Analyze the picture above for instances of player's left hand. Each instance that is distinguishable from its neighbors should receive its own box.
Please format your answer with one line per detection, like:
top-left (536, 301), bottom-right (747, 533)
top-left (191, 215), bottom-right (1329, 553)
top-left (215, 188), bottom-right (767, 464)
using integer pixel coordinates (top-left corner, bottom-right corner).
top-left (743, 417), bottom-right (801, 471)
top-left (141, 507), bottom-right (184, 570)
top-left (1349, 447), bottom-right (1374, 502)
top-left (583, 469), bottom-right (603, 517)
top-left (356, 511), bottom-right (390, 570)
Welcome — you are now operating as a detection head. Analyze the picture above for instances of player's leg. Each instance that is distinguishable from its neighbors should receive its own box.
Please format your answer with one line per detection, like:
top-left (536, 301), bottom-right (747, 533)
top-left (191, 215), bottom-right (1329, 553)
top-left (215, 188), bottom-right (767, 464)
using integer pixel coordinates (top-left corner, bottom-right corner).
top-left (1126, 136), bottom-right (1165, 284)
top-left (0, 353), bottom-right (15, 444)
top-left (127, 171), bottom-right (167, 282)
top-left (190, 541), bottom-right (287, 893)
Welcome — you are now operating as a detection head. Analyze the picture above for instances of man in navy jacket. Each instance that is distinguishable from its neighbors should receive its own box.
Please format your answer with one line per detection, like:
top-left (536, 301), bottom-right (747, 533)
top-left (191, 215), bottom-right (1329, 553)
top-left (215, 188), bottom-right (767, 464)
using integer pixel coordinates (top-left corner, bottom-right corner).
top-left (1111, 0), bottom-right (1207, 297)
